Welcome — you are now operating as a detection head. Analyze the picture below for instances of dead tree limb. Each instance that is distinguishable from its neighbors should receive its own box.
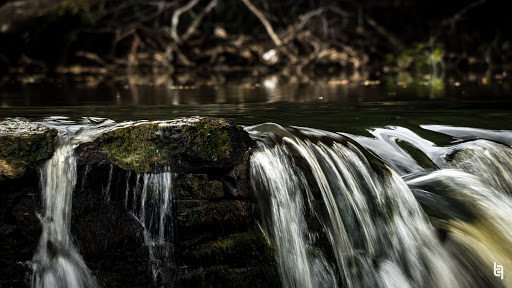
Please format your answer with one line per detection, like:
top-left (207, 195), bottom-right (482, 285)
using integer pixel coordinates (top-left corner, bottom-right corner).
top-left (435, 0), bottom-right (486, 37)
top-left (171, 0), bottom-right (200, 43)
top-left (297, 8), bottom-right (324, 30)
top-left (0, 0), bottom-right (101, 32)
top-left (240, 0), bottom-right (282, 47)
top-left (182, 0), bottom-right (217, 42)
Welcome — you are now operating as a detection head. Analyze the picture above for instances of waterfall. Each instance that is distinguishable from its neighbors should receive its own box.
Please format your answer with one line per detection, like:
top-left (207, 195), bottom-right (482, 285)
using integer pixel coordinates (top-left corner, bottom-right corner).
top-left (250, 143), bottom-right (338, 288)
top-left (30, 117), bottom-right (118, 288)
top-left (25, 117), bottom-right (512, 288)
top-left (127, 168), bottom-right (175, 286)
top-left (248, 123), bottom-right (512, 288)
top-left (31, 136), bottom-right (97, 288)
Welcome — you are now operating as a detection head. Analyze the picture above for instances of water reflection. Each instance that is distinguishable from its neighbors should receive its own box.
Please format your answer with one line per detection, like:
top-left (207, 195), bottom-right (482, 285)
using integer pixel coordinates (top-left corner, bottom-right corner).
top-left (0, 71), bottom-right (511, 107)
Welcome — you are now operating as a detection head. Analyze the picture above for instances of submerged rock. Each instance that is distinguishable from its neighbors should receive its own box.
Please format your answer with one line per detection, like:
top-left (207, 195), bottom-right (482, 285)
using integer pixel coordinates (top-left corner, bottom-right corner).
top-left (0, 118), bottom-right (57, 181)
top-left (76, 116), bottom-right (255, 173)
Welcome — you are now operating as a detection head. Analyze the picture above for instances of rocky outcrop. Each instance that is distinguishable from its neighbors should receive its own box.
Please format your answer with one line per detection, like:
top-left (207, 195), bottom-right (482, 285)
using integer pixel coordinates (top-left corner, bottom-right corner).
top-left (0, 118), bottom-right (57, 181)
top-left (0, 117), bottom-right (279, 287)
top-left (76, 117), bottom-right (254, 173)
top-left (72, 117), bottom-right (279, 287)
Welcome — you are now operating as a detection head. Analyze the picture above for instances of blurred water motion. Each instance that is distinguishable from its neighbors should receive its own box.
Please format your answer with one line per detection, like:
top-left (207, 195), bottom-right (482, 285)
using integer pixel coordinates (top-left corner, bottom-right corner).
top-left (249, 124), bottom-right (512, 287)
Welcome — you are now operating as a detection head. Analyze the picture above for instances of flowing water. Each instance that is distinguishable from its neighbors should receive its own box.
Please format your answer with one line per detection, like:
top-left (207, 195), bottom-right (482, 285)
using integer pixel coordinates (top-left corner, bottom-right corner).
top-left (127, 169), bottom-right (174, 286)
top-left (31, 133), bottom-right (97, 288)
top-left (30, 118), bottom-right (176, 288)
top-left (4, 75), bottom-right (512, 287)
top-left (23, 117), bottom-right (512, 288)
top-left (249, 124), bottom-right (512, 288)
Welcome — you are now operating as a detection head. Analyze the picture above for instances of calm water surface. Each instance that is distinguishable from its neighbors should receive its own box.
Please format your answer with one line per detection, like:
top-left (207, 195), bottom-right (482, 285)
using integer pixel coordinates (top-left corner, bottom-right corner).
top-left (1, 74), bottom-right (511, 135)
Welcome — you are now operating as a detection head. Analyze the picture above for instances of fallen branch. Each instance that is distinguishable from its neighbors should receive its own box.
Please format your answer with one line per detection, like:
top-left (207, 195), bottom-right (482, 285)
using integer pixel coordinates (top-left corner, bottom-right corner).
top-left (75, 51), bottom-right (106, 66)
top-left (240, 0), bottom-right (282, 47)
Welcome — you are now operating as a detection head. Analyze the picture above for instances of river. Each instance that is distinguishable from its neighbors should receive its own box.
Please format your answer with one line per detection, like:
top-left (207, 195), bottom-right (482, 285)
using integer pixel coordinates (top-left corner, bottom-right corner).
top-left (1, 72), bottom-right (512, 287)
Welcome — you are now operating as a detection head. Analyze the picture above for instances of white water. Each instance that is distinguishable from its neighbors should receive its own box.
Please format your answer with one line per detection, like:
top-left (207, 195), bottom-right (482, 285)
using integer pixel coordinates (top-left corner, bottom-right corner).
top-left (30, 117), bottom-right (117, 288)
top-left (249, 124), bottom-right (512, 288)
top-left (251, 144), bottom-right (338, 288)
top-left (127, 168), bottom-right (174, 286)
top-left (29, 117), bottom-right (175, 288)
top-left (27, 117), bottom-right (512, 288)
top-left (31, 136), bottom-right (97, 288)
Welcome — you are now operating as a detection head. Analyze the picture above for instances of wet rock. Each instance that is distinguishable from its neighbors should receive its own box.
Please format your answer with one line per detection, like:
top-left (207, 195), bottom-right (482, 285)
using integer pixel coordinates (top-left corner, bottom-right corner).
top-left (71, 166), bottom-right (152, 287)
top-left (0, 118), bottom-right (57, 181)
top-left (183, 231), bottom-right (276, 267)
top-left (222, 160), bottom-right (250, 198)
top-left (0, 172), bottom-right (42, 288)
top-left (179, 265), bottom-right (281, 288)
top-left (76, 117), bottom-right (255, 174)
top-left (1, 117), bottom-right (277, 288)
top-left (176, 200), bottom-right (250, 228)
top-left (176, 174), bottom-right (224, 200)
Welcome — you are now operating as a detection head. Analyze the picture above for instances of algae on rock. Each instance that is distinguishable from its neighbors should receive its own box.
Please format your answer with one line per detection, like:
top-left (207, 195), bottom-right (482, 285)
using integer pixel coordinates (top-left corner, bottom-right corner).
top-left (79, 117), bottom-right (254, 173)
top-left (0, 118), bottom-right (57, 181)
top-left (100, 122), bottom-right (165, 173)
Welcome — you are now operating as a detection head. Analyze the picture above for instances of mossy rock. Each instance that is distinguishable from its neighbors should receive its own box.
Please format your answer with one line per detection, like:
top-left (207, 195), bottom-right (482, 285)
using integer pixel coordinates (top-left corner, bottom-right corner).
top-left (187, 231), bottom-right (276, 267)
top-left (77, 117), bottom-right (255, 173)
top-left (98, 122), bottom-right (165, 173)
top-left (0, 118), bottom-right (57, 181)
top-left (175, 173), bottom-right (224, 200)
top-left (176, 200), bottom-right (250, 228)
top-left (179, 265), bottom-right (281, 288)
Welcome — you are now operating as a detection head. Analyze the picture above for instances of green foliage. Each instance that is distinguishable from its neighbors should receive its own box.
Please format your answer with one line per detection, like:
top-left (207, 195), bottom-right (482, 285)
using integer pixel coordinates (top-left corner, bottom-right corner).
top-left (389, 40), bottom-right (445, 73)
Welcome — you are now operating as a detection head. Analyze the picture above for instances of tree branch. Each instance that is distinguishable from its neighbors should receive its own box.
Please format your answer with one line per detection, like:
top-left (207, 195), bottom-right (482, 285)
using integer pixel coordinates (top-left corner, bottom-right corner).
top-left (170, 0), bottom-right (200, 43)
top-left (240, 0), bottom-right (282, 47)
top-left (182, 0), bottom-right (217, 42)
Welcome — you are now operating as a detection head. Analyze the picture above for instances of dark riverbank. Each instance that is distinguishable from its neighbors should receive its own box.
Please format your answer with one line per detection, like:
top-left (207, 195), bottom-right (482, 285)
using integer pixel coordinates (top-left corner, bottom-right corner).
top-left (1, 0), bottom-right (511, 81)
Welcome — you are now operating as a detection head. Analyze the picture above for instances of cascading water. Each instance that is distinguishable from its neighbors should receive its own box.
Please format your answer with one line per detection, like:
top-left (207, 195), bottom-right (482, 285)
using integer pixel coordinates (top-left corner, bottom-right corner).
top-left (250, 143), bottom-right (338, 288)
top-left (31, 135), bottom-right (97, 288)
top-left (248, 123), bottom-right (512, 288)
top-left (30, 117), bottom-right (177, 288)
top-left (125, 168), bottom-right (175, 287)
top-left (24, 116), bottom-right (512, 288)
top-left (30, 117), bottom-right (117, 288)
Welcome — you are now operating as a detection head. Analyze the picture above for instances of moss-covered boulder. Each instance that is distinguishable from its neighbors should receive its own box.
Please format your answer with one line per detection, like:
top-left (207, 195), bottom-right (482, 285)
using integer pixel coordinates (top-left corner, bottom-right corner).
top-left (0, 118), bottom-right (57, 181)
top-left (185, 231), bottom-right (276, 267)
top-left (179, 265), bottom-right (281, 288)
top-left (76, 117), bottom-right (255, 173)
top-left (176, 200), bottom-right (250, 228)
top-left (175, 173), bottom-right (224, 200)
